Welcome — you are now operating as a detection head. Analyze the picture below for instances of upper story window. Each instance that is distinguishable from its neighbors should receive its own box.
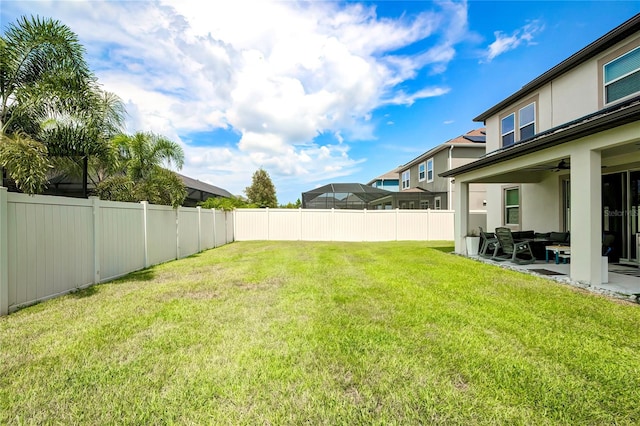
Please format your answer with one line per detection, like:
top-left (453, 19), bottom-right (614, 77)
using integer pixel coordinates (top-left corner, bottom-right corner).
top-left (500, 98), bottom-right (537, 148)
top-left (501, 113), bottom-right (515, 147)
top-left (427, 158), bottom-right (434, 182)
top-left (401, 170), bottom-right (410, 190)
top-left (604, 46), bottom-right (640, 104)
top-left (418, 162), bottom-right (426, 181)
top-left (519, 103), bottom-right (535, 140)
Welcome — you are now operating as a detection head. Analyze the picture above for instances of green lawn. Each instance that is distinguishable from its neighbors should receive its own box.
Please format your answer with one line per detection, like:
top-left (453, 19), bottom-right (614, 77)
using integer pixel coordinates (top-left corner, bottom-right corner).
top-left (2, 241), bottom-right (640, 425)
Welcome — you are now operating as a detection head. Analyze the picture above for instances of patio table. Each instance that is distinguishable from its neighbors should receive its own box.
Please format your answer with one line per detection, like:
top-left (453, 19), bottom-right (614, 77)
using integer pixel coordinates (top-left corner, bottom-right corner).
top-left (546, 245), bottom-right (570, 264)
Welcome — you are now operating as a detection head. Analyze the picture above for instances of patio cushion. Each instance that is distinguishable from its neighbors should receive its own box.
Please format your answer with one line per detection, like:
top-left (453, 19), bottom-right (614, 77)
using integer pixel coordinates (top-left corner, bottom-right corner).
top-left (513, 230), bottom-right (535, 240)
top-left (549, 231), bottom-right (568, 243)
top-left (535, 232), bottom-right (550, 239)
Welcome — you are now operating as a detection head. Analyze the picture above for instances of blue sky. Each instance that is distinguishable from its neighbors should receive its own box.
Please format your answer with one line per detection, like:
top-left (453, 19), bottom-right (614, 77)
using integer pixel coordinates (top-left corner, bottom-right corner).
top-left (3, 1), bottom-right (640, 203)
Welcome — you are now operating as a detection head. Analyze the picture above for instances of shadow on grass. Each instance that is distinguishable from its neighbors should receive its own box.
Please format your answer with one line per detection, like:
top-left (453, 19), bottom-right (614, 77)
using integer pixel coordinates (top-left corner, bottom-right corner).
top-left (430, 246), bottom-right (455, 253)
top-left (116, 268), bottom-right (156, 283)
top-left (71, 285), bottom-right (99, 299)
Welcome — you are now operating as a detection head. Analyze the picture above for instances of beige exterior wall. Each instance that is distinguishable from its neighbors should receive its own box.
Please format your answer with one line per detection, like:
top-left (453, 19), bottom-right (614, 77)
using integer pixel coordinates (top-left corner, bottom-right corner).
top-left (520, 177), bottom-right (563, 232)
top-left (485, 33), bottom-right (640, 155)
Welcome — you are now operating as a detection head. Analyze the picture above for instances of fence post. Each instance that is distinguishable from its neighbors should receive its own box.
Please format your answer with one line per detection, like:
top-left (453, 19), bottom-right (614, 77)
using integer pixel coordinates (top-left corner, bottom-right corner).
top-left (363, 209), bottom-right (367, 242)
top-left (395, 208), bottom-right (399, 241)
top-left (0, 187), bottom-right (8, 316)
top-left (299, 207), bottom-right (303, 241)
top-left (176, 208), bottom-right (180, 259)
top-left (232, 209), bottom-right (236, 243)
top-left (91, 196), bottom-right (102, 284)
top-left (266, 207), bottom-right (270, 241)
top-left (331, 208), bottom-right (335, 241)
top-left (212, 208), bottom-right (217, 248)
top-left (426, 209), bottom-right (431, 241)
top-left (140, 201), bottom-right (149, 268)
top-left (197, 206), bottom-right (202, 252)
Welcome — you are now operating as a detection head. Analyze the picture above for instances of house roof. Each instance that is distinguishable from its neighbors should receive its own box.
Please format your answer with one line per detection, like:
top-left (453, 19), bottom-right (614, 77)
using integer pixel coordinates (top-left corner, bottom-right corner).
top-left (302, 183), bottom-right (394, 205)
top-left (441, 94), bottom-right (640, 177)
top-left (176, 173), bottom-right (233, 198)
top-left (366, 166), bottom-right (401, 185)
top-left (304, 183), bottom-right (393, 196)
top-left (401, 128), bottom-right (486, 170)
top-left (474, 13), bottom-right (640, 122)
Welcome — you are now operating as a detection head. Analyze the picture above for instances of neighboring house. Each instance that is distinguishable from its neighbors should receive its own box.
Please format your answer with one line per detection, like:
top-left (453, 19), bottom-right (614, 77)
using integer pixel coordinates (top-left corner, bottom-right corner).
top-left (381, 128), bottom-right (486, 210)
top-left (367, 167), bottom-right (401, 192)
top-left (43, 171), bottom-right (232, 207)
top-left (176, 173), bottom-right (233, 207)
top-left (442, 14), bottom-right (640, 285)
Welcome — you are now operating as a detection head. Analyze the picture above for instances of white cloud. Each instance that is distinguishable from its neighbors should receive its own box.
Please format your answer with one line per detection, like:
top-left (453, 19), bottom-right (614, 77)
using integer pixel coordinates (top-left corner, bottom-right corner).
top-left (4, 0), bottom-right (472, 199)
top-left (484, 20), bottom-right (544, 63)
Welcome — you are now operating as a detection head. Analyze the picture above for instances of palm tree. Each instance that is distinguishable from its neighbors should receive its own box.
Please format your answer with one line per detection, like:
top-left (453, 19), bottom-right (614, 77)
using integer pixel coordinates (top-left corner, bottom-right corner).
top-left (96, 132), bottom-right (187, 207)
top-left (41, 88), bottom-right (126, 196)
top-left (0, 15), bottom-right (113, 194)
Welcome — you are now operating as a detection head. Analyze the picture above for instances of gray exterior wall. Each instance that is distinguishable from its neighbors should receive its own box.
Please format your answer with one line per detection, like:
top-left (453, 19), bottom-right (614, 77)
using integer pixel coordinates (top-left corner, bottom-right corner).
top-left (399, 145), bottom-right (486, 209)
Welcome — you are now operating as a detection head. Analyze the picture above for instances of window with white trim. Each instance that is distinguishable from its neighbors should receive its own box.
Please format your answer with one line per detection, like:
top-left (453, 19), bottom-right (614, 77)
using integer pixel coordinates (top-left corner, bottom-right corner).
top-left (504, 187), bottom-right (519, 225)
top-left (418, 162), bottom-right (426, 181)
top-left (519, 103), bottom-right (535, 140)
top-left (434, 196), bottom-right (441, 210)
top-left (501, 113), bottom-right (515, 147)
top-left (427, 158), bottom-right (434, 182)
top-left (604, 46), bottom-right (640, 104)
top-left (401, 170), bottom-right (410, 190)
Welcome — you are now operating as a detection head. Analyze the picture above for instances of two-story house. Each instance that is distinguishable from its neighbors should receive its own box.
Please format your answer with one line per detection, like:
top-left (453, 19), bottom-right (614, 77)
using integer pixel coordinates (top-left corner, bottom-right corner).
top-left (367, 167), bottom-right (401, 192)
top-left (443, 14), bottom-right (640, 286)
top-left (393, 128), bottom-right (486, 210)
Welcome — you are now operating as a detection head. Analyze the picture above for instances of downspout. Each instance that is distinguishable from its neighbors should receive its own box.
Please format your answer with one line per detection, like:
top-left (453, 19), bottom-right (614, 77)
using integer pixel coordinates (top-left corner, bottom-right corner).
top-left (448, 145), bottom-right (454, 210)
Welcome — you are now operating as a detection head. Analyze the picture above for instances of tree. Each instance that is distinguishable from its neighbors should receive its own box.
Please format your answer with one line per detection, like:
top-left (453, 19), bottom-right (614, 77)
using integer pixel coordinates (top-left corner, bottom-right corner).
top-left (1, 15), bottom-right (103, 194)
top-left (40, 88), bottom-right (126, 197)
top-left (200, 196), bottom-right (257, 211)
top-left (96, 131), bottom-right (186, 207)
top-left (245, 168), bottom-right (277, 208)
top-left (279, 198), bottom-right (301, 209)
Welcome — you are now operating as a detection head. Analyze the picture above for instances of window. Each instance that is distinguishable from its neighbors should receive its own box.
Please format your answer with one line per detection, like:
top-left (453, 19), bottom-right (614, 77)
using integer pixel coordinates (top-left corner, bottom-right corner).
top-left (409, 202), bottom-right (415, 209)
top-left (519, 103), bottom-right (535, 140)
top-left (501, 113), bottom-right (515, 147)
top-left (504, 187), bottom-right (519, 225)
top-left (401, 170), bottom-right (410, 190)
top-left (418, 162), bottom-right (426, 181)
top-left (434, 197), bottom-right (441, 210)
top-left (499, 98), bottom-right (538, 148)
top-left (604, 46), bottom-right (640, 104)
top-left (420, 200), bottom-right (429, 209)
top-left (427, 158), bottom-right (434, 182)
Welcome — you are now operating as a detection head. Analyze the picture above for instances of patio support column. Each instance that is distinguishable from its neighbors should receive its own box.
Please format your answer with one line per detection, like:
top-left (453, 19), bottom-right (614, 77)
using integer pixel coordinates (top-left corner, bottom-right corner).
top-left (454, 179), bottom-right (469, 254)
top-left (570, 149), bottom-right (602, 284)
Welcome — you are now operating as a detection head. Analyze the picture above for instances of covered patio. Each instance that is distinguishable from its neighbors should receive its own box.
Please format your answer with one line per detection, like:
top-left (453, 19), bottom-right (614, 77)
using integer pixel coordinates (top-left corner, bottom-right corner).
top-left (443, 96), bottom-right (640, 287)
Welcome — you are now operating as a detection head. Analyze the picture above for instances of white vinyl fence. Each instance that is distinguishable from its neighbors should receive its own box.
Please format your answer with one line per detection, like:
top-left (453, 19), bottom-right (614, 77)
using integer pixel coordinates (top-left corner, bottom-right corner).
top-left (234, 208), bottom-right (456, 242)
top-left (0, 188), bottom-right (233, 315)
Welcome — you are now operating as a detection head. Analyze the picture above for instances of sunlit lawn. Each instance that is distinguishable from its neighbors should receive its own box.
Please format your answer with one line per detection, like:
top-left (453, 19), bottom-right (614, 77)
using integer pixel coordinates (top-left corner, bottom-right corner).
top-left (1, 241), bottom-right (640, 424)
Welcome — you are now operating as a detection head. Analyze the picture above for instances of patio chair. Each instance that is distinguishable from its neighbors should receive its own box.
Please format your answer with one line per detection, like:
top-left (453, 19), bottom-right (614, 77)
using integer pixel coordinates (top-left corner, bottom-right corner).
top-left (492, 227), bottom-right (536, 264)
top-left (478, 227), bottom-right (499, 258)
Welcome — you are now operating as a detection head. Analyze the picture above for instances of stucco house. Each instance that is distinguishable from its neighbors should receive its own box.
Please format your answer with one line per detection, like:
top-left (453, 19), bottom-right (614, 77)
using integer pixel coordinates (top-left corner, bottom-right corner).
top-left (367, 167), bottom-right (401, 192)
top-left (442, 14), bottom-right (640, 286)
top-left (381, 128), bottom-right (486, 211)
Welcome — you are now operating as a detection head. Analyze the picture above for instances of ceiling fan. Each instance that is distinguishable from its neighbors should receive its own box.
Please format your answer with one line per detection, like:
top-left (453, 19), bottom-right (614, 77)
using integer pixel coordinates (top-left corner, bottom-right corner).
top-left (528, 159), bottom-right (607, 172)
top-left (529, 159), bottom-right (571, 172)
